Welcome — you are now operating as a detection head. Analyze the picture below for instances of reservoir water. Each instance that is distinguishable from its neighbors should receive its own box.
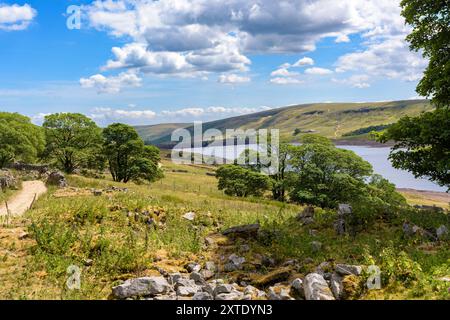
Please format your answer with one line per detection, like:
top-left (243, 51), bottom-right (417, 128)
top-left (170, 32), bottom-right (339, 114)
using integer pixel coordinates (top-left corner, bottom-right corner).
top-left (175, 144), bottom-right (447, 192)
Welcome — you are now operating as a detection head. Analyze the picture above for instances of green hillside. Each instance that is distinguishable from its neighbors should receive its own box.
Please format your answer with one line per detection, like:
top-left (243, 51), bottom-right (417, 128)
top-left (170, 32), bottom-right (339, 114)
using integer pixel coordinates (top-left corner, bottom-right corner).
top-left (137, 100), bottom-right (432, 147)
top-left (135, 123), bottom-right (190, 144)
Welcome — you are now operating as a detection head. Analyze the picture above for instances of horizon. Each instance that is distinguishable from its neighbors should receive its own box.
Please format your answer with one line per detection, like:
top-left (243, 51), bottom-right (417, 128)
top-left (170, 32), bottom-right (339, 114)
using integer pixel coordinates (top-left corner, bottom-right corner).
top-left (0, 1), bottom-right (427, 126)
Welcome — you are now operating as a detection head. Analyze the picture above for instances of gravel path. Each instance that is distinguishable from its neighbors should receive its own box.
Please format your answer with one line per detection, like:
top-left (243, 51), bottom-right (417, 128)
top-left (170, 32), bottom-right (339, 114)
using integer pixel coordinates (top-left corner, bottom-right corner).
top-left (0, 181), bottom-right (47, 216)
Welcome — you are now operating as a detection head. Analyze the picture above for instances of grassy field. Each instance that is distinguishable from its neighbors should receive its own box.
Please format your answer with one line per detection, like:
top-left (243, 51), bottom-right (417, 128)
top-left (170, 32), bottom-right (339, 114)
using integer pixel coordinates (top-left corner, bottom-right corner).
top-left (0, 159), bottom-right (449, 300)
top-left (137, 100), bottom-right (433, 146)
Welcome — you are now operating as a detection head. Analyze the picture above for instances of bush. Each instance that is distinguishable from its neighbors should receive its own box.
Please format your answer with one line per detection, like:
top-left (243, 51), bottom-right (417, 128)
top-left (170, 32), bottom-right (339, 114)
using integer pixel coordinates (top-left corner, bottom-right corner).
top-left (216, 164), bottom-right (271, 197)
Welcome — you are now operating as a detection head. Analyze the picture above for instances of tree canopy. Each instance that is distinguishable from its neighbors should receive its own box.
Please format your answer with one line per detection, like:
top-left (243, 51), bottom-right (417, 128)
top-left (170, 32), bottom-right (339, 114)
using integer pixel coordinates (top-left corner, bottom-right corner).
top-left (43, 113), bottom-right (103, 174)
top-left (378, 0), bottom-right (450, 188)
top-left (0, 112), bottom-right (45, 168)
top-left (288, 137), bottom-right (373, 208)
top-left (102, 123), bottom-right (163, 183)
top-left (401, 0), bottom-right (450, 107)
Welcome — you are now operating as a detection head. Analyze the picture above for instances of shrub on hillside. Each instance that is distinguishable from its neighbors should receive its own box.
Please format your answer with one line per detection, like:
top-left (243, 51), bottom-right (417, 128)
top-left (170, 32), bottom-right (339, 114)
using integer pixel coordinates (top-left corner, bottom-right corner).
top-left (216, 164), bottom-right (271, 197)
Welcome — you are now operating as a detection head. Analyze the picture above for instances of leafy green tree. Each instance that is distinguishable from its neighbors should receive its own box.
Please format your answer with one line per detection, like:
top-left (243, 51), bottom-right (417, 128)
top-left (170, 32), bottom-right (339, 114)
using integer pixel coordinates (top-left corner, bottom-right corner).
top-left (379, 108), bottom-right (450, 187)
top-left (102, 123), bottom-right (163, 183)
top-left (269, 144), bottom-right (292, 201)
top-left (0, 112), bottom-right (45, 168)
top-left (216, 164), bottom-right (271, 197)
top-left (401, 0), bottom-right (449, 107)
top-left (288, 137), bottom-right (373, 208)
top-left (378, 0), bottom-right (449, 188)
top-left (43, 113), bottom-right (103, 174)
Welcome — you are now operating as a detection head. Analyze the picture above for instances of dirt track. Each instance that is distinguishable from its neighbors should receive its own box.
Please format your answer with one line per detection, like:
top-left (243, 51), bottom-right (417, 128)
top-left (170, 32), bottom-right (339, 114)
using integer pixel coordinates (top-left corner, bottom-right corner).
top-left (0, 181), bottom-right (47, 216)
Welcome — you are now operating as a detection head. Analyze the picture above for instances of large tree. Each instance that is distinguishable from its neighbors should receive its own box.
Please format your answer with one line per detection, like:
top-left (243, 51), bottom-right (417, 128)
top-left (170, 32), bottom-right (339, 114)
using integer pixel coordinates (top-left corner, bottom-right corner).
top-left (0, 112), bottom-right (45, 168)
top-left (43, 113), bottom-right (103, 174)
top-left (379, 0), bottom-right (449, 188)
top-left (102, 123), bottom-right (163, 183)
top-left (288, 136), bottom-right (373, 208)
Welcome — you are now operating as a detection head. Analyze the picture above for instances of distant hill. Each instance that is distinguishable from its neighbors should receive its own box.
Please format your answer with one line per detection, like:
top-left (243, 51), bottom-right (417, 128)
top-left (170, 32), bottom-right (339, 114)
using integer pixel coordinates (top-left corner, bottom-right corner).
top-left (136, 100), bottom-right (432, 148)
top-left (135, 123), bottom-right (190, 144)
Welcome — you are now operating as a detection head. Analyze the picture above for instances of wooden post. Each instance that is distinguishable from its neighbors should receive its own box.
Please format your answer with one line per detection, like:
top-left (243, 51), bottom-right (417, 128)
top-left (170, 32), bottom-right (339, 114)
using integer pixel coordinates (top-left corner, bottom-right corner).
top-left (29, 193), bottom-right (37, 210)
top-left (5, 201), bottom-right (10, 226)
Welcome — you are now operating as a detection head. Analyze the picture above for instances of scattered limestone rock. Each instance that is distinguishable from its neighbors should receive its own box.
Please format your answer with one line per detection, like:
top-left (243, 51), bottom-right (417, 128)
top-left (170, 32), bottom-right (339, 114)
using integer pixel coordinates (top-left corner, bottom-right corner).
top-left (335, 264), bottom-right (363, 276)
top-left (93, 189), bottom-right (103, 196)
top-left (193, 292), bottom-right (213, 300)
top-left (303, 273), bottom-right (335, 300)
top-left (190, 272), bottom-right (206, 285)
top-left (205, 261), bottom-right (216, 272)
top-left (46, 171), bottom-right (67, 188)
top-left (183, 212), bottom-right (196, 221)
top-left (330, 273), bottom-right (344, 300)
top-left (224, 254), bottom-right (246, 272)
top-left (185, 262), bottom-right (202, 273)
top-left (291, 278), bottom-right (305, 300)
top-left (112, 277), bottom-right (170, 299)
top-left (18, 232), bottom-right (29, 240)
top-left (214, 284), bottom-right (234, 296)
top-left (215, 291), bottom-right (244, 300)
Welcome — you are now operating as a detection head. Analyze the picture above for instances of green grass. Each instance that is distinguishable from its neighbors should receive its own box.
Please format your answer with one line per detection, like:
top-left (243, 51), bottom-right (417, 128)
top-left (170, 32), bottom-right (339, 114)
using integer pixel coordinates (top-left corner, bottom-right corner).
top-left (0, 159), bottom-right (448, 300)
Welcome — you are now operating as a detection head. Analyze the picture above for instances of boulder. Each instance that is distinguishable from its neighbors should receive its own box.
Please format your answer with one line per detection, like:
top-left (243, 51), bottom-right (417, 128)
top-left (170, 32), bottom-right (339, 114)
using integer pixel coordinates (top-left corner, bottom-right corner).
top-left (222, 224), bottom-right (260, 237)
top-left (224, 254), bottom-right (246, 272)
top-left (303, 273), bottom-right (335, 300)
top-left (330, 273), bottom-right (344, 300)
top-left (46, 171), bottom-right (67, 188)
top-left (192, 292), bottom-right (213, 300)
top-left (214, 284), bottom-right (234, 296)
top-left (176, 285), bottom-right (200, 297)
top-left (335, 264), bottom-right (363, 276)
top-left (190, 272), bottom-right (206, 285)
top-left (291, 278), bottom-right (305, 299)
top-left (338, 204), bottom-right (352, 216)
top-left (185, 262), bottom-right (202, 273)
top-left (112, 277), bottom-right (170, 299)
top-left (200, 269), bottom-right (215, 281)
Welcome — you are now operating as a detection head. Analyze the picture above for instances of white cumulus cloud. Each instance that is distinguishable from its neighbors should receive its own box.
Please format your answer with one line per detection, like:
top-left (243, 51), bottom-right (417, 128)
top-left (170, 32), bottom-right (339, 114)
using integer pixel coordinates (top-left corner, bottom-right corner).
top-left (218, 74), bottom-right (251, 84)
top-left (80, 71), bottom-right (142, 94)
top-left (304, 67), bottom-right (333, 75)
top-left (0, 3), bottom-right (36, 31)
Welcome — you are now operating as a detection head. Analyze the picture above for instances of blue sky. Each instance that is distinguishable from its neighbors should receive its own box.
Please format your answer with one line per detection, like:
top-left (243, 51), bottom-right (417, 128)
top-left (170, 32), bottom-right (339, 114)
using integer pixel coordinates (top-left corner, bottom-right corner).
top-left (0, 0), bottom-right (426, 126)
